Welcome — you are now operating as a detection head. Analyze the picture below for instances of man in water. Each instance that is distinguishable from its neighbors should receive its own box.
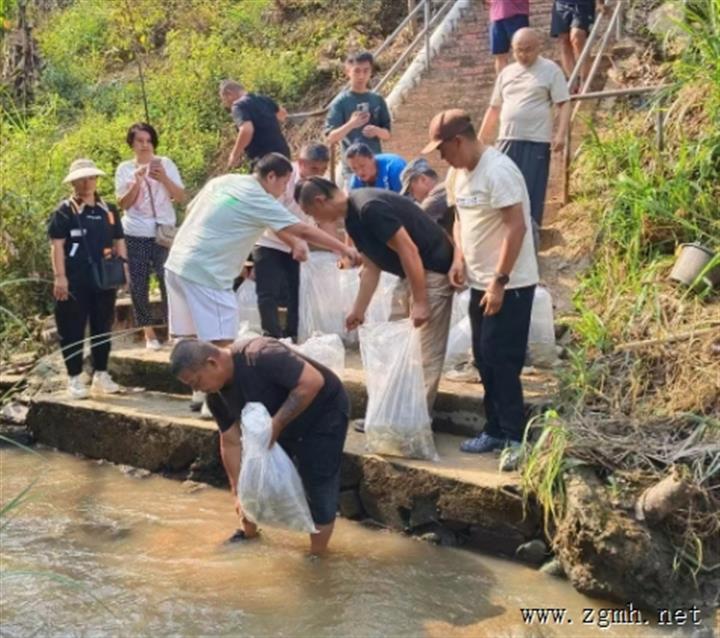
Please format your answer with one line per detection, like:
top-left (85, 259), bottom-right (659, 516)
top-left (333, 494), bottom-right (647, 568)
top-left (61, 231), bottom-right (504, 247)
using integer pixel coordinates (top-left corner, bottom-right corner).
top-left (170, 337), bottom-right (349, 555)
top-left (165, 153), bottom-right (359, 417)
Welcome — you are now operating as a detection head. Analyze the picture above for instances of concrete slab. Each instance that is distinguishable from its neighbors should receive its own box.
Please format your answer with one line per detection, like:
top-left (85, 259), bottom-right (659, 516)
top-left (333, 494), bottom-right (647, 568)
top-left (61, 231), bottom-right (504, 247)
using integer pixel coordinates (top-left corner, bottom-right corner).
top-left (109, 346), bottom-right (557, 437)
top-left (27, 391), bottom-right (541, 556)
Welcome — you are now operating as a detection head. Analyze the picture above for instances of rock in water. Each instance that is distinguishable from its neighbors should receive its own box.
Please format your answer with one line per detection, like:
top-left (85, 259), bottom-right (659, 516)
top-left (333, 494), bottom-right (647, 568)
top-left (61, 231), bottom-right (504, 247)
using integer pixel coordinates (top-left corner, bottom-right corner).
top-left (515, 539), bottom-right (547, 565)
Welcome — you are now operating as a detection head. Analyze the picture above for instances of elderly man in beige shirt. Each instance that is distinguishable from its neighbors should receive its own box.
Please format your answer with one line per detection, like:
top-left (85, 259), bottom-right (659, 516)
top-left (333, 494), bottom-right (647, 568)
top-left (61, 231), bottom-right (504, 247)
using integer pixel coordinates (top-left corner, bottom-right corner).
top-left (478, 27), bottom-right (570, 228)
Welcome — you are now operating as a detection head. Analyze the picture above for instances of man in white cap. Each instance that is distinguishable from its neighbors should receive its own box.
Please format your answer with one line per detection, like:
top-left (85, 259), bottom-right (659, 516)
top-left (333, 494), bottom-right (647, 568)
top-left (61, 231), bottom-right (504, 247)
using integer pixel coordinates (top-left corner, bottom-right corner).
top-left (400, 158), bottom-right (454, 234)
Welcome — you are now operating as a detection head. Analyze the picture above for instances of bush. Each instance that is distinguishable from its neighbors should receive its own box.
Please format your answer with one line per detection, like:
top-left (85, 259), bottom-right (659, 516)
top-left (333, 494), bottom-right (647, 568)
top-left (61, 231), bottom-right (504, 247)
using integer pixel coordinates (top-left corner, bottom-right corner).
top-left (0, 0), bottom-right (402, 347)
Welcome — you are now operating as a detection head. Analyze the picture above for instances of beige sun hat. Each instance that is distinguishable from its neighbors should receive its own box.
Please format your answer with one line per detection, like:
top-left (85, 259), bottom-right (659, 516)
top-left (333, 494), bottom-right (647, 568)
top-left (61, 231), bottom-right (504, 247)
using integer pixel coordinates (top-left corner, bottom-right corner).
top-left (63, 158), bottom-right (107, 184)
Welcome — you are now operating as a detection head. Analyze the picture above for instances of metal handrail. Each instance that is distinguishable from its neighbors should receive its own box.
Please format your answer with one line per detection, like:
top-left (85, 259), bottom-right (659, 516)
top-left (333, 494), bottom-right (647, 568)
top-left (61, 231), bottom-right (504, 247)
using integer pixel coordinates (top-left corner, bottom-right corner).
top-left (286, 0), bottom-right (445, 122)
top-left (562, 0), bottom-right (624, 204)
top-left (374, 0), bottom-right (453, 94)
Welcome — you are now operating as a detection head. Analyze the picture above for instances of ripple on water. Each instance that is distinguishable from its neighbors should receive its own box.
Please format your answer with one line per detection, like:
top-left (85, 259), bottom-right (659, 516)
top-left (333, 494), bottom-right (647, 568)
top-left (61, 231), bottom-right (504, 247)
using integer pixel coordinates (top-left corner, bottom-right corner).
top-left (1, 448), bottom-right (698, 638)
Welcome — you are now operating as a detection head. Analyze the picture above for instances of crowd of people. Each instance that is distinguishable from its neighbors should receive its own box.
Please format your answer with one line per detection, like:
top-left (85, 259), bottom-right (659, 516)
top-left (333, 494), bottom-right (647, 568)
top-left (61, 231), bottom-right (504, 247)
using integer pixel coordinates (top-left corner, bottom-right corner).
top-left (48, 0), bottom-right (601, 553)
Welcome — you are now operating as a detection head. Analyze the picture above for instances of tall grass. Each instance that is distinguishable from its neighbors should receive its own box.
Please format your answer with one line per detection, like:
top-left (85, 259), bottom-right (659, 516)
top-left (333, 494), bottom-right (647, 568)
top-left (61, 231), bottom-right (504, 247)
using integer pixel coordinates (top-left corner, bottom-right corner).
top-left (521, 0), bottom-right (720, 532)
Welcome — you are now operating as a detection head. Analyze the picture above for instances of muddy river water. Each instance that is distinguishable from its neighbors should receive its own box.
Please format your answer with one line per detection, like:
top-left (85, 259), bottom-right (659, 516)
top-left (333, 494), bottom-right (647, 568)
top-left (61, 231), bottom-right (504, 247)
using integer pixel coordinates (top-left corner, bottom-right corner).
top-left (0, 447), bottom-right (701, 637)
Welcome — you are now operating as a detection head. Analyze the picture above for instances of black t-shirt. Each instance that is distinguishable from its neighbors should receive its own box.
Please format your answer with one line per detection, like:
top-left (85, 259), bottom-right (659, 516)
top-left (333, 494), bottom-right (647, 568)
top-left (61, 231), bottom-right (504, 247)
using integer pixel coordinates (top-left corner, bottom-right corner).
top-left (47, 198), bottom-right (124, 288)
top-left (206, 337), bottom-right (349, 437)
top-left (345, 188), bottom-right (454, 278)
top-left (231, 93), bottom-right (291, 162)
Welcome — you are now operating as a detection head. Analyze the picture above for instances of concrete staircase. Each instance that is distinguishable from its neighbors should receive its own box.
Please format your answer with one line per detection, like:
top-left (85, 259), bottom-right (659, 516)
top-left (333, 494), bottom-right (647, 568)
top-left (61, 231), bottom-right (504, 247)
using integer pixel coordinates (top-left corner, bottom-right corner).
top-left (388, 0), bottom-right (557, 175)
top-left (25, 2), bottom-right (570, 557)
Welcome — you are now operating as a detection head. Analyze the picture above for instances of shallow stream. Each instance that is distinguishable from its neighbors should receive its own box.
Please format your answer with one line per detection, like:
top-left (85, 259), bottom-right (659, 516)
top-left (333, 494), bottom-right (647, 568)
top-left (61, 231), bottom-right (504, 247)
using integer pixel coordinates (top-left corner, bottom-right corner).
top-left (0, 447), bottom-right (698, 637)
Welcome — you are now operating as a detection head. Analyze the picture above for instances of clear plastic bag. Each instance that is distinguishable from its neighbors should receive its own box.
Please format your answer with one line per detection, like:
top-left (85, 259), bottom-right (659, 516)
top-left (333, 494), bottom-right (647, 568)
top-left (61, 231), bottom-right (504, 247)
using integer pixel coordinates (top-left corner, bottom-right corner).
top-left (237, 320), bottom-right (261, 341)
top-left (237, 403), bottom-right (317, 534)
top-left (527, 286), bottom-right (557, 368)
top-left (359, 319), bottom-right (437, 460)
top-left (291, 333), bottom-right (345, 377)
top-left (450, 288), bottom-right (471, 328)
top-left (236, 279), bottom-right (262, 333)
top-left (299, 252), bottom-right (348, 341)
top-left (365, 271), bottom-right (400, 325)
top-left (445, 315), bottom-right (472, 368)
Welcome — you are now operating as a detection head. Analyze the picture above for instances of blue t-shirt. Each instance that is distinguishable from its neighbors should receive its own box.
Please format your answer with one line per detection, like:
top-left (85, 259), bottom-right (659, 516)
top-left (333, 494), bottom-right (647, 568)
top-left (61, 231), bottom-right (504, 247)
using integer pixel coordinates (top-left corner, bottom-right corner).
top-left (348, 154), bottom-right (407, 192)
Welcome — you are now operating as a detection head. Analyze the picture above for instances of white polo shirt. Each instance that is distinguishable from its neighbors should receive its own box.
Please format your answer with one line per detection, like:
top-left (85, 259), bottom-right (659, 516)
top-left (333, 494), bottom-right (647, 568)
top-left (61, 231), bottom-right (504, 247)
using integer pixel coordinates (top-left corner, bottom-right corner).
top-left (447, 147), bottom-right (539, 290)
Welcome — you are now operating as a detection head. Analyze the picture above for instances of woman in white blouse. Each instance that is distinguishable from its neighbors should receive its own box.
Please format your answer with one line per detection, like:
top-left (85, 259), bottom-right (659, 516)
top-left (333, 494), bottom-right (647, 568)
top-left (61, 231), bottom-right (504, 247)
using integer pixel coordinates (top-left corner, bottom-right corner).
top-left (115, 122), bottom-right (185, 350)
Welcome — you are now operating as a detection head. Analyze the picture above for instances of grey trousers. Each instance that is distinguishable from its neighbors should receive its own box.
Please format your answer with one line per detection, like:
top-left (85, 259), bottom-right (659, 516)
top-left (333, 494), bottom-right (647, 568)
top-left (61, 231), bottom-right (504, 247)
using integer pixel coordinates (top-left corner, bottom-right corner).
top-left (389, 271), bottom-right (454, 411)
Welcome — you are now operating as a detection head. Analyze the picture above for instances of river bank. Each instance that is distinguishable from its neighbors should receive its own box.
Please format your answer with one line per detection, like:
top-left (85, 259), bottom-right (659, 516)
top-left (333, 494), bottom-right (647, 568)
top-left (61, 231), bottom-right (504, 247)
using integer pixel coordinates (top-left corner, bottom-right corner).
top-left (1, 445), bottom-right (707, 638)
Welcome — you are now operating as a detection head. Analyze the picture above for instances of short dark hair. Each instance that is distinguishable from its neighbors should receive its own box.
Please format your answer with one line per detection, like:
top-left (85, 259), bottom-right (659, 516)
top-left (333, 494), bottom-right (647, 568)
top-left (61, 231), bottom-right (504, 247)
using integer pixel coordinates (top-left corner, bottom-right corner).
top-left (299, 143), bottom-right (330, 163)
top-left (169, 339), bottom-right (218, 377)
top-left (253, 153), bottom-right (294, 179)
top-left (294, 177), bottom-right (339, 209)
top-left (460, 124), bottom-right (477, 141)
top-left (126, 122), bottom-right (159, 148)
top-left (346, 51), bottom-right (374, 66)
top-left (345, 142), bottom-right (374, 161)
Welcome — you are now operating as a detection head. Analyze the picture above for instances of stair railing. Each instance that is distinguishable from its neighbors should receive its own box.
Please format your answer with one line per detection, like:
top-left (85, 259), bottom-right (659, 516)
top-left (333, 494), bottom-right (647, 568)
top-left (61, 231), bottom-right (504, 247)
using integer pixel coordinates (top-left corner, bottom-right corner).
top-left (561, 0), bottom-right (670, 204)
top-left (286, 0), bottom-right (455, 180)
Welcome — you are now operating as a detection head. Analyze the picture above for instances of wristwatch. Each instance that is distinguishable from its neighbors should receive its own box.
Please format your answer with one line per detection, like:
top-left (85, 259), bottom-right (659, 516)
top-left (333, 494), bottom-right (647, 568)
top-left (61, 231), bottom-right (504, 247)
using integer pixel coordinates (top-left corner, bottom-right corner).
top-left (493, 272), bottom-right (510, 286)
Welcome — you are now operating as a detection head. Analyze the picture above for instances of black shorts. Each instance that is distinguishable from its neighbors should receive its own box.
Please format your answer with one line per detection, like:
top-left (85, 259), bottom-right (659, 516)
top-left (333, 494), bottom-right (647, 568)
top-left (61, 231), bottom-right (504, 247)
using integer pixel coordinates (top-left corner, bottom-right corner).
top-left (279, 401), bottom-right (349, 526)
top-left (550, 0), bottom-right (595, 36)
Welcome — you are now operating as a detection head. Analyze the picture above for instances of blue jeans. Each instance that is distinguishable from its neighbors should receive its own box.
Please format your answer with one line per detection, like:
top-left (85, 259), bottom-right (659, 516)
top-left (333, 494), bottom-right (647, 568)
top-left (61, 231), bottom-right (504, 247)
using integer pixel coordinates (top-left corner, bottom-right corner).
top-left (490, 13), bottom-right (530, 55)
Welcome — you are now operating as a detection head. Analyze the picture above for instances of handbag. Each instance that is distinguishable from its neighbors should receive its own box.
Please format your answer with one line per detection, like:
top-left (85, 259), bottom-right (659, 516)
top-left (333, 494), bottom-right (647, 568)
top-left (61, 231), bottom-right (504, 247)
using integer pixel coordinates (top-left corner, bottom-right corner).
top-left (72, 199), bottom-right (127, 291)
top-left (145, 174), bottom-right (177, 248)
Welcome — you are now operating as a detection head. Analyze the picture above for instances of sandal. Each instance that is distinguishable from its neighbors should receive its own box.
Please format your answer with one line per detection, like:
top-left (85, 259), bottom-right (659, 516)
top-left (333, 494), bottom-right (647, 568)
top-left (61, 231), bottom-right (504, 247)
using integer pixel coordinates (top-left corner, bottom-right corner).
top-left (226, 528), bottom-right (261, 543)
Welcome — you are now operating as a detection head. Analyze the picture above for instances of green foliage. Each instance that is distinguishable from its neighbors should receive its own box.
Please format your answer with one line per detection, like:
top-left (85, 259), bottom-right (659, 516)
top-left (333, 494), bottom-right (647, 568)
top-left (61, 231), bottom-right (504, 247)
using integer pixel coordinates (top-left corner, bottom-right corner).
top-left (566, 0), bottom-right (720, 361)
top-left (0, 0), bottom-right (397, 343)
top-left (520, 0), bottom-right (720, 534)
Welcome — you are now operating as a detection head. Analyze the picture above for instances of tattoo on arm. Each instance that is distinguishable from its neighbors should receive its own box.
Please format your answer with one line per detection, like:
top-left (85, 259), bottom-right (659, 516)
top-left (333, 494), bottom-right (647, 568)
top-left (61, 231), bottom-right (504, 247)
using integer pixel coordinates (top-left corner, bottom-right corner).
top-left (274, 388), bottom-right (308, 430)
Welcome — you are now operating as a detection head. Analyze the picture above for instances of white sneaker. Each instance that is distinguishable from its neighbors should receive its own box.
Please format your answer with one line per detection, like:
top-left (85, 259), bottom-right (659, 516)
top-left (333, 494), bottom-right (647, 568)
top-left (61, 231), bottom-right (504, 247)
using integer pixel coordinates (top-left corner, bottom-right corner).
top-left (200, 400), bottom-right (214, 421)
top-left (190, 390), bottom-right (206, 412)
top-left (68, 375), bottom-right (89, 400)
top-left (145, 339), bottom-right (162, 351)
top-left (91, 371), bottom-right (121, 395)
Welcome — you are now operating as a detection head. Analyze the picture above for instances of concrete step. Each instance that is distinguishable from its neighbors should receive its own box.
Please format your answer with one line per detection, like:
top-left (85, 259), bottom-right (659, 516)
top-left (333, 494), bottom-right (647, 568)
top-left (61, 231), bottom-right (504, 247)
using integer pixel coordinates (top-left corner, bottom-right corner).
top-left (114, 295), bottom-right (287, 336)
top-left (108, 346), bottom-right (557, 438)
top-left (26, 391), bottom-right (541, 555)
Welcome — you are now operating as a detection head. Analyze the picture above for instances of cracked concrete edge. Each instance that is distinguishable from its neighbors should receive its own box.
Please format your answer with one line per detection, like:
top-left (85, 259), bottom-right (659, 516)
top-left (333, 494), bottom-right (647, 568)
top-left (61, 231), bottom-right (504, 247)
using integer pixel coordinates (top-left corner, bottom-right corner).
top-left (26, 395), bottom-right (540, 555)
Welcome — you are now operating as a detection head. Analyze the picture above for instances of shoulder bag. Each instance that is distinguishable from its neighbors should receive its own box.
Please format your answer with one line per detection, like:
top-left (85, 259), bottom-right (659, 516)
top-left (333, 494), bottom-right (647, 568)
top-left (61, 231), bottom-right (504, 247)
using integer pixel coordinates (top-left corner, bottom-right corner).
top-left (145, 175), bottom-right (177, 248)
top-left (71, 198), bottom-right (127, 291)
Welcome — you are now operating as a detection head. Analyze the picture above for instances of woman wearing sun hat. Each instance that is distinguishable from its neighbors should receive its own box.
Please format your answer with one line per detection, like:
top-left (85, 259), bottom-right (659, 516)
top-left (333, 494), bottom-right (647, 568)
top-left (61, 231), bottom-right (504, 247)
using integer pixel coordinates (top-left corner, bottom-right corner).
top-left (48, 158), bottom-right (128, 399)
